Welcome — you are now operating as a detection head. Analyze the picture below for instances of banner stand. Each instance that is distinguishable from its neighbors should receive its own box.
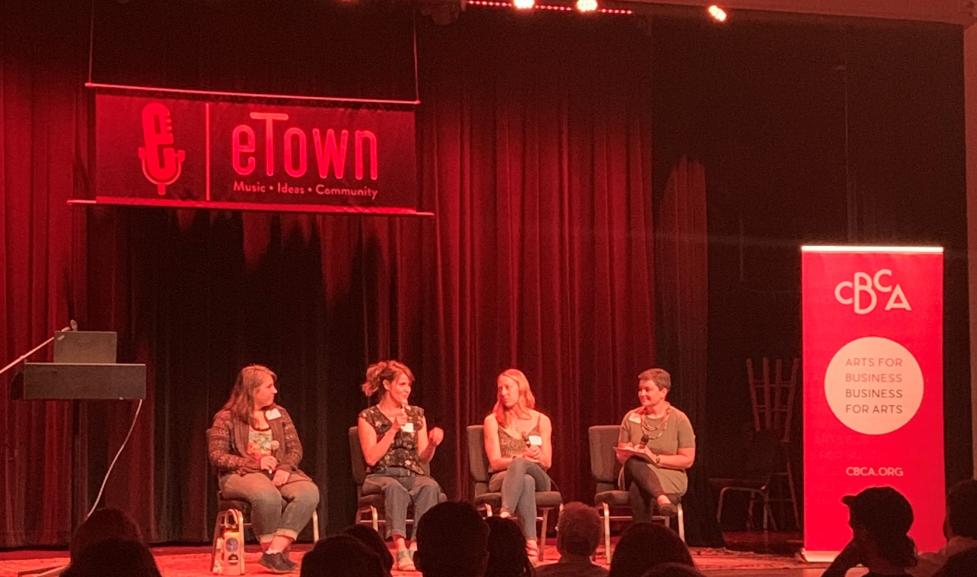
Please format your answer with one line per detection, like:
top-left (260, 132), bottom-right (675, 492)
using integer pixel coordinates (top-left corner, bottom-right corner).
top-left (801, 245), bottom-right (945, 562)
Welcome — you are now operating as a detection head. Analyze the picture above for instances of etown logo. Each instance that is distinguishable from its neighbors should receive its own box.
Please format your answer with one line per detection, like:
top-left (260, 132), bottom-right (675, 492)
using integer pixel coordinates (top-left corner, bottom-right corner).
top-left (138, 102), bottom-right (186, 195)
top-left (834, 269), bottom-right (911, 315)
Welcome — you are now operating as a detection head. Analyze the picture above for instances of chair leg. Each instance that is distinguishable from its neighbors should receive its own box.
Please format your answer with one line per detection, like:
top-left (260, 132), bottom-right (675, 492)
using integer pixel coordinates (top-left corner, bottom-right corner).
top-left (677, 503), bottom-right (685, 542)
top-left (760, 492), bottom-right (768, 531)
top-left (785, 452), bottom-right (800, 529)
top-left (312, 509), bottom-right (320, 542)
top-left (539, 508), bottom-right (550, 562)
top-left (370, 506), bottom-right (379, 532)
top-left (484, 503), bottom-right (494, 517)
top-left (716, 487), bottom-right (728, 525)
top-left (602, 503), bottom-right (612, 562)
top-left (763, 493), bottom-right (777, 531)
top-left (747, 492), bottom-right (757, 529)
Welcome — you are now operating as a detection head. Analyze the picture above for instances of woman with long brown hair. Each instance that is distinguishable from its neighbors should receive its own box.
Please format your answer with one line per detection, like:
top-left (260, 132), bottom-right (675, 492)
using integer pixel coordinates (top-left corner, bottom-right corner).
top-left (483, 368), bottom-right (554, 563)
top-left (207, 364), bottom-right (320, 574)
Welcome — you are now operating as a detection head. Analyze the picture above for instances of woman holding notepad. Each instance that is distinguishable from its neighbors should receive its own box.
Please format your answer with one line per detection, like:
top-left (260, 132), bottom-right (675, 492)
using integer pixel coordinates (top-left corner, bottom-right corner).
top-left (483, 368), bottom-right (554, 563)
top-left (614, 368), bottom-right (696, 521)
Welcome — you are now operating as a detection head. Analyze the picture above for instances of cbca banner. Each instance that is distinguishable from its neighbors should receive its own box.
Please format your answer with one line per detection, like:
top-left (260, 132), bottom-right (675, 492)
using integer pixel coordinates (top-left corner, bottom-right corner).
top-left (91, 91), bottom-right (422, 215)
top-left (801, 246), bottom-right (944, 560)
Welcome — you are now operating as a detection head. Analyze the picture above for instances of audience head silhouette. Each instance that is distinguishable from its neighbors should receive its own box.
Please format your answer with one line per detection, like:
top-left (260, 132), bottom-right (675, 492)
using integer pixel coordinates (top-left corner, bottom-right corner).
top-left (300, 534), bottom-right (385, 577)
top-left (946, 479), bottom-right (977, 539)
top-left (415, 501), bottom-right (490, 577)
top-left (63, 538), bottom-right (161, 577)
top-left (556, 501), bottom-right (602, 557)
top-left (842, 486), bottom-right (916, 568)
top-left (69, 508), bottom-right (143, 562)
top-left (608, 522), bottom-right (694, 577)
top-left (343, 524), bottom-right (393, 576)
top-left (485, 516), bottom-right (532, 577)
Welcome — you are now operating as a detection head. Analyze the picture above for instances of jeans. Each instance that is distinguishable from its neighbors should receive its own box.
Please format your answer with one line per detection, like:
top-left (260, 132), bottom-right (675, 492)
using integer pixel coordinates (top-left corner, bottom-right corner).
top-left (221, 472), bottom-right (320, 542)
top-left (488, 457), bottom-right (552, 540)
top-left (363, 469), bottom-right (442, 540)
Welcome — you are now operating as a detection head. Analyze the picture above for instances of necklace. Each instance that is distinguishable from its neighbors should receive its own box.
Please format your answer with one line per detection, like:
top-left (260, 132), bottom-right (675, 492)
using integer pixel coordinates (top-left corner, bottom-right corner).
top-left (640, 406), bottom-right (670, 444)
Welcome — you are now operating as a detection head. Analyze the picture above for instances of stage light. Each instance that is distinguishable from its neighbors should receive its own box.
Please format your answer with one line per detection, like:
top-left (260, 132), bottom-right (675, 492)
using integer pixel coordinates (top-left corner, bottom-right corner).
top-left (576, 0), bottom-right (598, 12)
top-left (513, 0), bottom-right (535, 9)
top-left (707, 4), bottom-right (727, 22)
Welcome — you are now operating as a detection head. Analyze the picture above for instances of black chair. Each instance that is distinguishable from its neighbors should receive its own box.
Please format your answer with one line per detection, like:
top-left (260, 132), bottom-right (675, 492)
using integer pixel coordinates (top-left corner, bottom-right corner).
top-left (588, 425), bottom-right (685, 560)
top-left (465, 424), bottom-right (563, 561)
top-left (348, 426), bottom-right (445, 533)
top-left (709, 428), bottom-right (783, 530)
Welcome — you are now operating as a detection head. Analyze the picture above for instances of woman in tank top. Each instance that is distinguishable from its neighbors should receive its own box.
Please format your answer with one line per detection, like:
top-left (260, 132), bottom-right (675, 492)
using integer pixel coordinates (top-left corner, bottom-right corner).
top-left (358, 360), bottom-right (444, 571)
top-left (482, 368), bottom-right (554, 563)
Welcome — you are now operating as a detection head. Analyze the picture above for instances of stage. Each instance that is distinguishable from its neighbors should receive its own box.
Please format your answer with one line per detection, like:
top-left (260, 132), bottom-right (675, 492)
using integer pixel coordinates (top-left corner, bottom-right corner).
top-left (0, 532), bottom-right (852, 577)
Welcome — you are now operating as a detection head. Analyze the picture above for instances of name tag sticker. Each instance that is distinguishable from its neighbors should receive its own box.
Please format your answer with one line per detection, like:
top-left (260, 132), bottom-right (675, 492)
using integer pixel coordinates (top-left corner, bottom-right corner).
top-left (528, 435), bottom-right (543, 446)
top-left (266, 408), bottom-right (282, 420)
top-left (628, 414), bottom-right (642, 424)
top-left (401, 422), bottom-right (415, 434)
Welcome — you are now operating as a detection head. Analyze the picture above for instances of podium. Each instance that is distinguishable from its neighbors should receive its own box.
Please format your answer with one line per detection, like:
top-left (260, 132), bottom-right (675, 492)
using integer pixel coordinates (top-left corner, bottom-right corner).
top-left (11, 331), bottom-right (145, 400)
top-left (8, 329), bottom-right (146, 577)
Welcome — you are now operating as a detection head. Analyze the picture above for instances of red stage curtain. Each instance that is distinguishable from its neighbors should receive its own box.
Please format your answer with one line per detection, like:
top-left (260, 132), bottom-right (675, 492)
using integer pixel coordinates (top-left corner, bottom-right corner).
top-left (1, 7), bottom-right (665, 545)
top-left (656, 157), bottom-right (716, 543)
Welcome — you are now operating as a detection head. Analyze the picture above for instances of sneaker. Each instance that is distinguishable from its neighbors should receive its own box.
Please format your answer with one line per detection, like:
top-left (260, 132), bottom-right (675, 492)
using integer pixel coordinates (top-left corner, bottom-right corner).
top-left (260, 551), bottom-right (295, 574)
top-left (396, 549), bottom-right (416, 571)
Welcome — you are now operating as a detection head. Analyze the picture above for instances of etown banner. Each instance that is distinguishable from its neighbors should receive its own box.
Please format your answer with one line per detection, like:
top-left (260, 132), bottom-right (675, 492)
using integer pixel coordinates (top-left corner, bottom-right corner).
top-left (88, 91), bottom-right (424, 215)
top-left (801, 246), bottom-right (944, 561)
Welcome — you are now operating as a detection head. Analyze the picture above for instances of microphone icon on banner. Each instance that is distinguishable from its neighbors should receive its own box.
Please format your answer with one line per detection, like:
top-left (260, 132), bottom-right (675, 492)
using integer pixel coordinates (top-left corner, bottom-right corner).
top-left (138, 102), bottom-right (186, 196)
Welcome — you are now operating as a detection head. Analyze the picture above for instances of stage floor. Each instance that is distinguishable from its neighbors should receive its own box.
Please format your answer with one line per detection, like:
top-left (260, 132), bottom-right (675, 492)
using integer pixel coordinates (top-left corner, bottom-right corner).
top-left (0, 532), bottom-right (856, 577)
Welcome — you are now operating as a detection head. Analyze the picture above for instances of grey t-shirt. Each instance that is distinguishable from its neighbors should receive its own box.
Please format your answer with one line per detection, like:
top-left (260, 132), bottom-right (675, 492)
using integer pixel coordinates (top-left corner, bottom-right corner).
top-left (617, 405), bottom-right (695, 496)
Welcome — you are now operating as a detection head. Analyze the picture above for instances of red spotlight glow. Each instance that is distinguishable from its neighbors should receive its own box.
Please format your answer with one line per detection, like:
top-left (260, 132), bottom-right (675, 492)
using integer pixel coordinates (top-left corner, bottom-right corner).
top-left (576, 0), bottom-right (598, 12)
top-left (707, 4), bottom-right (728, 22)
top-left (513, 0), bottom-right (535, 9)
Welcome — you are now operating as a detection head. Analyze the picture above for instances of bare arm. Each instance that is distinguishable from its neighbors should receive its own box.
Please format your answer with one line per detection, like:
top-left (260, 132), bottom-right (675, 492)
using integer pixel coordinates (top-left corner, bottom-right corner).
top-left (418, 417), bottom-right (444, 463)
top-left (483, 415), bottom-right (513, 471)
top-left (416, 416), bottom-right (430, 461)
top-left (531, 413), bottom-right (553, 469)
top-left (358, 415), bottom-right (402, 467)
top-left (615, 414), bottom-right (635, 465)
top-left (654, 447), bottom-right (695, 470)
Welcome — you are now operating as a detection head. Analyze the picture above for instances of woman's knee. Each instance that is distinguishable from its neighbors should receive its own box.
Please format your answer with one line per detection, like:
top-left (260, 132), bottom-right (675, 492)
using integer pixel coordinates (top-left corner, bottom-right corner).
top-left (416, 481), bottom-right (440, 497)
top-left (510, 457), bottom-right (531, 474)
top-left (521, 475), bottom-right (535, 493)
top-left (249, 488), bottom-right (284, 510)
top-left (293, 482), bottom-right (321, 507)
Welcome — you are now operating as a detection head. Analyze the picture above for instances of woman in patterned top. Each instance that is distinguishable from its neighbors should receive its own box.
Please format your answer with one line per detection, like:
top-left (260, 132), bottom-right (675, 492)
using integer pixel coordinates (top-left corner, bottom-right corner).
top-left (207, 364), bottom-right (320, 574)
top-left (482, 368), bottom-right (554, 563)
top-left (358, 360), bottom-right (444, 571)
top-left (614, 368), bottom-right (695, 522)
